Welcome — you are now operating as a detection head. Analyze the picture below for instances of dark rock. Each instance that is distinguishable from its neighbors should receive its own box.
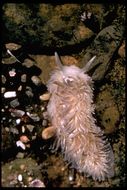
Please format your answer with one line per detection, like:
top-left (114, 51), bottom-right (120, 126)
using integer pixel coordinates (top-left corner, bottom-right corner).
top-left (95, 89), bottom-right (120, 134)
top-left (26, 124), bottom-right (35, 132)
top-left (31, 76), bottom-right (42, 86)
top-left (22, 58), bottom-right (35, 68)
top-left (81, 16), bottom-right (125, 81)
top-left (21, 74), bottom-right (27, 83)
top-left (25, 86), bottom-right (34, 98)
top-left (2, 4), bottom-right (94, 51)
top-left (10, 98), bottom-right (20, 108)
top-left (1, 75), bottom-right (6, 84)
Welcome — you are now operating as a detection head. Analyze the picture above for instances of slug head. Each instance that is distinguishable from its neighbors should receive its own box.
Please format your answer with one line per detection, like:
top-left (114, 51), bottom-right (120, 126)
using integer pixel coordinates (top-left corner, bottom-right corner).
top-left (54, 52), bottom-right (96, 83)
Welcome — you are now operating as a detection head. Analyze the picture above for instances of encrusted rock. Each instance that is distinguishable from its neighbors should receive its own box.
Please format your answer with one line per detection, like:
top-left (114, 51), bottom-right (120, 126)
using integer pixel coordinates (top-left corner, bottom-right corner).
top-left (95, 89), bottom-right (120, 134)
top-left (2, 4), bottom-right (94, 50)
top-left (80, 17), bottom-right (125, 81)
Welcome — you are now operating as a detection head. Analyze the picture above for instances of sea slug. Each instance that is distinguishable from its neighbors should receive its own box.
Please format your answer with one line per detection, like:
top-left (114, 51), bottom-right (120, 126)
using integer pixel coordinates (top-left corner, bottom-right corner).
top-left (47, 52), bottom-right (114, 181)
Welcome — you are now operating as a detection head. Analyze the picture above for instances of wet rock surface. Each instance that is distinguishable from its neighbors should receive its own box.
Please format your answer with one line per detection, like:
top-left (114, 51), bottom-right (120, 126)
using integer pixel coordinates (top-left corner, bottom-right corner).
top-left (95, 89), bottom-right (120, 134)
top-left (2, 4), bottom-right (94, 51)
top-left (1, 3), bottom-right (126, 188)
top-left (2, 157), bottom-right (45, 187)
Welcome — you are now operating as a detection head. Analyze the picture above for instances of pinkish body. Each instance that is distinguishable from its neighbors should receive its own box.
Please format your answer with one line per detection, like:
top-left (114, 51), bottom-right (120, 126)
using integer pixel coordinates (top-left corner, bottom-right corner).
top-left (47, 53), bottom-right (114, 181)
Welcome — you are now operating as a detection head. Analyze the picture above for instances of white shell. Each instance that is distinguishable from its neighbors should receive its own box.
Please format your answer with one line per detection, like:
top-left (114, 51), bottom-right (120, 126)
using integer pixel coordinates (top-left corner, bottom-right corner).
top-left (4, 91), bottom-right (16, 98)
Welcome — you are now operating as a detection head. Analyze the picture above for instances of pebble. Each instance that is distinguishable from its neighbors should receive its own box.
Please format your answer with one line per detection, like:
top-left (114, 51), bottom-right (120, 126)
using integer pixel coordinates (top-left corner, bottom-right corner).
top-left (26, 124), bottom-right (35, 132)
top-left (1, 75), bottom-right (6, 84)
top-left (42, 119), bottom-right (48, 127)
top-left (2, 56), bottom-right (18, 64)
top-left (31, 76), bottom-right (42, 86)
top-left (29, 179), bottom-right (45, 187)
top-left (17, 85), bottom-right (22, 91)
top-left (81, 11), bottom-right (92, 21)
top-left (22, 58), bottom-right (34, 68)
top-left (5, 127), bottom-right (10, 132)
top-left (16, 152), bottom-right (25, 159)
top-left (5, 43), bottom-right (21, 51)
top-left (68, 174), bottom-right (74, 182)
top-left (42, 111), bottom-right (49, 120)
top-left (21, 74), bottom-right (27, 83)
top-left (5, 105), bottom-right (9, 109)
top-left (4, 91), bottom-right (16, 98)
top-left (17, 174), bottom-right (23, 182)
top-left (20, 135), bottom-right (30, 143)
top-left (1, 108), bottom-right (5, 112)
top-left (16, 140), bottom-right (26, 150)
top-left (16, 118), bottom-right (21, 125)
top-left (10, 127), bottom-right (19, 134)
top-left (9, 118), bottom-right (12, 122)
top-left (9, 69), bottom-right (16, 77)
top-left (25, 87), bottom-right (34, 97)
top-left (26, 112), bottom-right (40, 122)
top-left (20, 164), bottom-right (26, 170)
top-left (10, 98), bottom-right (20, 108)
top-left (10, 109), bottom-right (25, 117)
top-left (27, 176), bottom-right (33, 182)
top-left (26, 86), bottom-right (33, 92)
top-left (31, 136), bottom-right (36, 140)
top-left (22, 126), bottom-right (25, 133)
top-left (1, 87), bottom-right (6, 93)
top-left (42, 126), bottom-right (56, 139)
top-left (40, 106), bottom-right (45, 112)
top-left (39, 92), bottom-right (50, 101)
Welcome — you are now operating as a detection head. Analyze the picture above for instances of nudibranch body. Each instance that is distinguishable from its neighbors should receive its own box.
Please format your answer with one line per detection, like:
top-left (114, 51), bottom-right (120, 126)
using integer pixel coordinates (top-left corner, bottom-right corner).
top-left (47, 52), bottom-right (114, 181)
